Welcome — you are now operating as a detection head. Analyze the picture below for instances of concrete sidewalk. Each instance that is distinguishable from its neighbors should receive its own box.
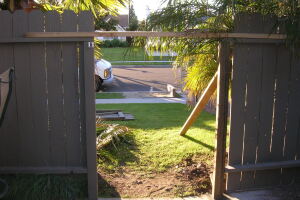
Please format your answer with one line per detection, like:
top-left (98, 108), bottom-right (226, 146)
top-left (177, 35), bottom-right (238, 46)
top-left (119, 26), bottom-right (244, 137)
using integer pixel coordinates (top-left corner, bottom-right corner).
top-left (96, 97), bottom-right (186, 104)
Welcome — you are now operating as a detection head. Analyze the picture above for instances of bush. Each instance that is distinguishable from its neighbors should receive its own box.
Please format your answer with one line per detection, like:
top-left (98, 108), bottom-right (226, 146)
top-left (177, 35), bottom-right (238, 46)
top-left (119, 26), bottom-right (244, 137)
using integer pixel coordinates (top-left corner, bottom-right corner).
top-left (100, 39), bottom-right (129, 48)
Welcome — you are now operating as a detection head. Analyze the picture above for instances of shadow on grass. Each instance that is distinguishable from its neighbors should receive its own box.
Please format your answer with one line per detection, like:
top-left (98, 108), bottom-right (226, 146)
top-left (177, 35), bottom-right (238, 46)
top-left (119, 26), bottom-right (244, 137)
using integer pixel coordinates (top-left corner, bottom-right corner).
top-left (98, 174), bottom-right (120, 198)
top-left (182, 135), bottom-right (215, 151)
top-left (97, 133), bottom-right (140, 171)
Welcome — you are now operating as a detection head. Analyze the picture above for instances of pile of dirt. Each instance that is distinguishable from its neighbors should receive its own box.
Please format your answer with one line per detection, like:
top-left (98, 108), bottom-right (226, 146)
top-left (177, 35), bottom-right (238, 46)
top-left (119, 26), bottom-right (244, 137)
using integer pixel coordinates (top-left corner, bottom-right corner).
top-left (98, 157), bottom-right (212, 198)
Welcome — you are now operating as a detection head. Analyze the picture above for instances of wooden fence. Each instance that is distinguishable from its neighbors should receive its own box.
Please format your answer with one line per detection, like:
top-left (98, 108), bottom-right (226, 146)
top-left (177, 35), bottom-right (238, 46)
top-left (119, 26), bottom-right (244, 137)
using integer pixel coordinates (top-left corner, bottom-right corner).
top-left (226, 13), bottom-right (300, 192)
top-left (0, 10), bottom-right (97, 199)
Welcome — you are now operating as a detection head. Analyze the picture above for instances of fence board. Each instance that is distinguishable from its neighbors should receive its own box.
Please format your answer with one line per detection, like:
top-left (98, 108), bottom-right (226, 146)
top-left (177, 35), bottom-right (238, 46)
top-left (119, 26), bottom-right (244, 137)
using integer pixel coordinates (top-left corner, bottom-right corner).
top-left (281, 54), bottom-right (300, 184)
top-left (0, 11), bottom-right (19, 167)
top-left (254, 44), bottom-right (277, 188)
top-left (227, 13), bottom-right (253, 191)
top-left (28, 10), bottom-right (50, 166)
top-left (61, 11), bottom-right (82, 166)
top-left (226, 44), bottom-right (247, 191)
top-left (45, 11), bottom-right (66, 166)
top-left (240, 43), bottom-right (263, 189)
top-left (79, 11), bottom-right (98, 200)
top-left (13, 11), bottom-right (37, 166)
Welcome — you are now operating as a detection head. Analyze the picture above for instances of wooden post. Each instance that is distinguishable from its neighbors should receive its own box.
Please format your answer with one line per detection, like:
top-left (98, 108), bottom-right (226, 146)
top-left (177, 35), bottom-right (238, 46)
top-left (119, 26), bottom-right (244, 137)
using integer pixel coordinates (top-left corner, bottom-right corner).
top-left (179, 72), bottom-right (218, 136)
top-left (83, 41), bottom-right (98, 200)
top-left (212, 41), bottom-right (231, 199)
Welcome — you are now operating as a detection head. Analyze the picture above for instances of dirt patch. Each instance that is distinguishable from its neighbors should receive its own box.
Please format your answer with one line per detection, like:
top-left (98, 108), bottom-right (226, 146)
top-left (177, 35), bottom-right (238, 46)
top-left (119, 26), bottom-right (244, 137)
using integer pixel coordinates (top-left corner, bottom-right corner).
top-left (98, 157), bottom-right (212, 198)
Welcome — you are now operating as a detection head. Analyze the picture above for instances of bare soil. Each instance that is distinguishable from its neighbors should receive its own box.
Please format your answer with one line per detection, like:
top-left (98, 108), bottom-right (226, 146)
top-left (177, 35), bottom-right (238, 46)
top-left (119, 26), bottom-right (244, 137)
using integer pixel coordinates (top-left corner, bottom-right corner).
top-left (98, 157), bottom-right (212, 198)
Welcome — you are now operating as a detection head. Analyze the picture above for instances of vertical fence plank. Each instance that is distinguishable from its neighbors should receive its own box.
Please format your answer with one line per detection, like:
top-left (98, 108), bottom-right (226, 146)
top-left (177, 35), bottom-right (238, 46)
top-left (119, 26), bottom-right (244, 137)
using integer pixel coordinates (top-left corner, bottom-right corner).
top-left (13, 10), bottom-right (36, 166)
top-left (0, 11), bottom-right (19, 167)
top-left (269, 46), bottom-right (291, 185)
top-left (79, 11), bottom-right (98, 200)
top-left (227, 13), bottom-right (249, 191)
top-left (281, 52), bottom-right (300, 184)
top-left (28, 10), bottom-right (49, 166)
top-left (241, 43), bottom-right (263, 189)
top-left (212, 41), bottom-right (231, 199)
top-left (254, 44), bottom-right (277, 188)
top-left (45, 11), bottom-right (66, 166)
top-left (61, 11), bottom-right (82, 166)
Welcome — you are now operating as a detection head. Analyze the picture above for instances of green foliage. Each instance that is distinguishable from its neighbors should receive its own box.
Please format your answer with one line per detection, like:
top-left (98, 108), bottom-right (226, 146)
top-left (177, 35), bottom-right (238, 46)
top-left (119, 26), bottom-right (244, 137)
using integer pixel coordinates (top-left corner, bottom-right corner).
top-left (128, 3), bottom-right (138, 31)
top-left (95, 14), bottom-right (118, 31)
top-left (144, 0), bottom-right (300, 97)
top-left (0, 175), bottom-right (87, 200)
top-left (100, 39), bottom-right (130, 48)
top-left (143, 0), bottom-right (231, 96)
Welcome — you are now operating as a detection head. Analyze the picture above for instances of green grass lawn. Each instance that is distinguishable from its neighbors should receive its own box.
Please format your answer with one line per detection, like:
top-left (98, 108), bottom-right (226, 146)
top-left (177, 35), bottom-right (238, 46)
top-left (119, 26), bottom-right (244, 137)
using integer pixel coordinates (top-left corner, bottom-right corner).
top-left (96, 103), bottom-right (216, 173)
top-left (101, 47), bottom-right (175, 65)
top-left (96, 92), bottom-right (124, 99)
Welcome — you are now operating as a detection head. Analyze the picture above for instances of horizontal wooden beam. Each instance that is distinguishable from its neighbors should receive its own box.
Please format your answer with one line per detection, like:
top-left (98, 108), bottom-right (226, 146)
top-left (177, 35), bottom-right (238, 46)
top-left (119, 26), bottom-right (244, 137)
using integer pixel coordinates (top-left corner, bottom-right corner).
top-left (0, 167), bottom-right (88, 174)
top-left (225, 160), bottom-right (300, 173)
top-left (25, 31), bottom-right (287, 39)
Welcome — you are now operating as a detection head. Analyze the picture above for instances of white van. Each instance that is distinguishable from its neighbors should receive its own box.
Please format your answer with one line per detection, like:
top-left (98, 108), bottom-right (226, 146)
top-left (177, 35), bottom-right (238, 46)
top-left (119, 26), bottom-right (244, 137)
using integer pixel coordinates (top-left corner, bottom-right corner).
top-left (94, 59), bottom-right (114, 92)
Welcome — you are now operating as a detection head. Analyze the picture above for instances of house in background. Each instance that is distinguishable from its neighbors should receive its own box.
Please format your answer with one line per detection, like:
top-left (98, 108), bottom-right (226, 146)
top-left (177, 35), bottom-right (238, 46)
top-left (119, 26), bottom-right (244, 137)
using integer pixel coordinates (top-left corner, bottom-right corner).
top-left (96, 14), bottom-right (129, 41)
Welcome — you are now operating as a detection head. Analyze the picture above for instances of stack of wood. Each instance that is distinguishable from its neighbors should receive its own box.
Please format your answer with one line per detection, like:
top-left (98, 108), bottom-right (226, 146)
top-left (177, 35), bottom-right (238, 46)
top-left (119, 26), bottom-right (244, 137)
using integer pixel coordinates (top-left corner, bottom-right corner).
top-left (96, 110), bottom-right (135, 121)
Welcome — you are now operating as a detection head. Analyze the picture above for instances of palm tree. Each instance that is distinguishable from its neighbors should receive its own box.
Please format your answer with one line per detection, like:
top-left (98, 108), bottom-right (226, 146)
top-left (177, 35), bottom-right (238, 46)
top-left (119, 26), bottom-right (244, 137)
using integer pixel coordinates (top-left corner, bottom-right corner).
top-left (0, 0), bottom-right (127, 17)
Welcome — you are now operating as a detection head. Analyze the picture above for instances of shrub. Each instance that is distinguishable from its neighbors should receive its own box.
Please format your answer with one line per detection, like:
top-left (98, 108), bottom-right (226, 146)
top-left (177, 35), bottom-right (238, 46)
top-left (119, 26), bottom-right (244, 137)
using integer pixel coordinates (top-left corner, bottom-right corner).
top-left (100, 39), bottom-right (129, 48)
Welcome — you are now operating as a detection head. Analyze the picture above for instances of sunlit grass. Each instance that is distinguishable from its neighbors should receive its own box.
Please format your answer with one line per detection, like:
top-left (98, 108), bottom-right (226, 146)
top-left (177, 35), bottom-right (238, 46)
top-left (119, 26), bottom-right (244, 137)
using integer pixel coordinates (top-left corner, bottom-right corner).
top-left (96, 103), bottom-right (215, 172)
top-left (96, 92), bottom-right (124, 99)
top-left (101, 47), bottom-right (175, 65)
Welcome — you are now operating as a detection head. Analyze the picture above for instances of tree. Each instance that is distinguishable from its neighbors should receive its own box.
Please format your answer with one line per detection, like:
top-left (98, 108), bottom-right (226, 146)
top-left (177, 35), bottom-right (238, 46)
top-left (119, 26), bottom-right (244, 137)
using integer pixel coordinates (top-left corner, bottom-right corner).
top-left (0, 0), bottom-right (127, 17)
top-left (95, 14), bottom-right (119, 31)
top-left (128, 3), bottom-right (138, 31)
top-left (144, 0), bottom-right (300, 98)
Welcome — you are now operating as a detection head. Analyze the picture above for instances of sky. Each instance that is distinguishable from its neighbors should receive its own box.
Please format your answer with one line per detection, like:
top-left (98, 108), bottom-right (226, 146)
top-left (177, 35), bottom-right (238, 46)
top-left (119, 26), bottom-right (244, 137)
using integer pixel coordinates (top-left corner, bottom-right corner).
top-left (119, 0), bottom-right (167, 21)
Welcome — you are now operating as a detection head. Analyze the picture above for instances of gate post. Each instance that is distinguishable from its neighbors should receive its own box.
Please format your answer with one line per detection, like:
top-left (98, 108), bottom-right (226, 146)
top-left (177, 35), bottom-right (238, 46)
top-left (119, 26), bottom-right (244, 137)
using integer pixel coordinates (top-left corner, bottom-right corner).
top-left (83, 41), bottom-right (98, 200)
top-left (212, 40), bottom-right (231, 199)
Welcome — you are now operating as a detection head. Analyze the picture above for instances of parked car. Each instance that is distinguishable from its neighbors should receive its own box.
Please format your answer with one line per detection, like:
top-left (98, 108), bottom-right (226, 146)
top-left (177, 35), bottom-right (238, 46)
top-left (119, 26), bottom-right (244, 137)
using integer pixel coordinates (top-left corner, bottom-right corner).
top-left (94, 59), bottom-right (114, 92)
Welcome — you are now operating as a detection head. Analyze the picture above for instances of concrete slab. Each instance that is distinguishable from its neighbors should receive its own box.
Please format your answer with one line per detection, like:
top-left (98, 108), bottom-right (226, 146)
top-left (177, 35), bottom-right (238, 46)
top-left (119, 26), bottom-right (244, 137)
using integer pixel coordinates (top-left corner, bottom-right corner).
top-left (96, 98), bottom-right (186, 104)
top-left (223, 189), bottom-right (285, 200)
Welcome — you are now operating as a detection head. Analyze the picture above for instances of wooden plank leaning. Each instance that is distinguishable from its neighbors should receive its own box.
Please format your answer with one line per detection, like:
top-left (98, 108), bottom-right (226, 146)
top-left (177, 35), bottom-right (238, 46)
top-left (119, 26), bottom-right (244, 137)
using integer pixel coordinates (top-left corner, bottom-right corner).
top-left (179, 72), bottom-right (218, 136)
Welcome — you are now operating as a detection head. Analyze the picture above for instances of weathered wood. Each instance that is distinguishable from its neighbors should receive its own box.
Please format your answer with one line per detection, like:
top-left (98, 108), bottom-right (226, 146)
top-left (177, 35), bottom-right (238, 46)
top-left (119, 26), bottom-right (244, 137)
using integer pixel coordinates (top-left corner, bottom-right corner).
top-left (0, 10), bottom-right (19, 167)
top-left (226, 13), bottom-right (249, 192)
top-left (45, 11), bottom-right (66, 166)
top-left (254, 44), bottom-right (277, 188)
top-left (281, 52), bottom-right (300, 184)
top-left (79, 11), bottom-right (98, 200)
top-left (13, 11), bottom-right (36, 166)
top-left (179, 72), bottom-right (218, 136)
top-left (28, 10), bottom-right (49, 167)
top-left (226, 44), bottom-right (247, 192)
top-left (225, 160), bottom-right (300, 173)
top-left (25, 31), bottom-right (287, 39)
top-left (212, 41), bottom-right (231, 199)
top-left (61, 10), bottom-right (82, 167)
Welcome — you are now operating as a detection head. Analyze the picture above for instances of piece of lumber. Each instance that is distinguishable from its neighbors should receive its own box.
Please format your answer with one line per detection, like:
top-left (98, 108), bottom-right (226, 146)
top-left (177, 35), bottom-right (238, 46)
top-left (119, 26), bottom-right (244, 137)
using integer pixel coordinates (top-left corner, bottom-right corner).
top-left (118, 112), bottom-right (125, 119)
top-left (25, 32), bottom-right (287, 39)
top-left (212, 41), bottom-right (231, 199)
top-left (225, 160), bottom-right (300, 173)
top-left (179, 72), bottom-right (218, 136)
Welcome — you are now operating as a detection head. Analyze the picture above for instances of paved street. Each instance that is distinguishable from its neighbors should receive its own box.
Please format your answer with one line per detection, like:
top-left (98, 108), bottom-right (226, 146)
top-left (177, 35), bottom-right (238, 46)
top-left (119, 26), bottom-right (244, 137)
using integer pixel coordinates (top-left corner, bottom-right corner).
top-left (100, 65), bottom-right (182, 92)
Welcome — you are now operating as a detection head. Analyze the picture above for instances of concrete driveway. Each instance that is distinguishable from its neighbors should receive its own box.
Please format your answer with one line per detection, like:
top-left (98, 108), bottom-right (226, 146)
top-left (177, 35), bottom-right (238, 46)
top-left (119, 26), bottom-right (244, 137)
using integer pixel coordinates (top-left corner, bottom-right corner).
top-left (100, 65), bottom-right (182, 92)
